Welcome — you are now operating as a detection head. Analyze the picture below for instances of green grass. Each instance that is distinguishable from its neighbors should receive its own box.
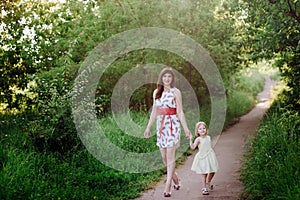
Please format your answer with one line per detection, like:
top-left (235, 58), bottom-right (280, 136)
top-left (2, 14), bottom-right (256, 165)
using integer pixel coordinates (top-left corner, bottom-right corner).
top-left (241, 101), bottom-right (300, 200)
top-left (0, 144), bottom-right (164, 200)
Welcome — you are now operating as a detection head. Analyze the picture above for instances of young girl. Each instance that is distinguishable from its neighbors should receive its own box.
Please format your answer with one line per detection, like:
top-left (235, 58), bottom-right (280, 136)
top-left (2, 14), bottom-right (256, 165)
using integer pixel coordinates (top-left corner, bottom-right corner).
top-left (189, 121), bottom-right (218, 195)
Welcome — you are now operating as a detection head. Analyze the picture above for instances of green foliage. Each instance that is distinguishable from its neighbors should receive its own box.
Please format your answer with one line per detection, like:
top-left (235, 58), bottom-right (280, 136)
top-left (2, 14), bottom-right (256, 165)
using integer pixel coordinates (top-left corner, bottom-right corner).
top-left (237, 0), bottom-right (300, 111)
top-left (241, 98), bottom-right (300, 200)
top-left (226, 67), bottom-right (265, 122)
top-left (1, 0), bottom-right (244, 112)
top-left (25, 63), bottom-right (80, 153)
top-left (0, 0), bottom-right (65, 109)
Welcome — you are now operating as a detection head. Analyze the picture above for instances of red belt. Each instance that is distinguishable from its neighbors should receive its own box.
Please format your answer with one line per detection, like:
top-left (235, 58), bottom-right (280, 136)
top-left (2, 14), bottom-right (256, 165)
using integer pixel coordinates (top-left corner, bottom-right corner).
top-left (157, 108), bottom-right (177, 138)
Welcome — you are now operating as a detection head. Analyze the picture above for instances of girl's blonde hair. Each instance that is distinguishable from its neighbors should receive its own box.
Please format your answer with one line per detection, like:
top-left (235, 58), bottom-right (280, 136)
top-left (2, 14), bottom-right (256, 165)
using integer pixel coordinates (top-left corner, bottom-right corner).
top-left (195, 121), bottom-right (208, 136)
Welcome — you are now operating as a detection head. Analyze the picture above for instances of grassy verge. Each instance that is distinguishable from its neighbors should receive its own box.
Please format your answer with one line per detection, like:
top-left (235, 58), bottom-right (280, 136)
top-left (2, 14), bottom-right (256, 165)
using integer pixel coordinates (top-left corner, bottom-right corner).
top-left (240, 100), bottom-right (300, 200)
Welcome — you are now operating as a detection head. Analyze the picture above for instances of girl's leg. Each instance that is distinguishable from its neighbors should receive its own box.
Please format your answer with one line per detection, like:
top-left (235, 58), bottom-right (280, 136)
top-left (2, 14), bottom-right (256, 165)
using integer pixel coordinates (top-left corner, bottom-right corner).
top-left (207, 172), bottom-right (215, 190)
top-left (201, 174), bottom-right (209, 195)
top-left (207, 172), bottom-right (215, 182)
top-left (201, 174), bottom-right (207, 189)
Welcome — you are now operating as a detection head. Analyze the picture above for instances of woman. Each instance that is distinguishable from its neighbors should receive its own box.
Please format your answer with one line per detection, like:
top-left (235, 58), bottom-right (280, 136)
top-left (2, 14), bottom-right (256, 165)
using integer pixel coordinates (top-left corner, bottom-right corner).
top-left (144, 67), bottom-right (191, 197)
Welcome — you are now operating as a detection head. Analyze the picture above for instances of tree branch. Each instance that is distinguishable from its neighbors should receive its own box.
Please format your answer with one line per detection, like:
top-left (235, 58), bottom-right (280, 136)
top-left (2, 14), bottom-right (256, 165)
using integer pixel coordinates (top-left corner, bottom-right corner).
top-left (287, 0), bottom-right (300, 23)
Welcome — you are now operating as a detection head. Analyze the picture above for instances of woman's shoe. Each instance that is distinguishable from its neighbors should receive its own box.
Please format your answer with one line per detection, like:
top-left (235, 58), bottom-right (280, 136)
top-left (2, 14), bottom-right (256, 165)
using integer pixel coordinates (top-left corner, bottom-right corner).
top-left (173, 173), bottom-right (181, 190)
top-left (202, 188), bottom-right (209, 195)
top-left (163, 192), bottom-right (171, 197)
top-left (173, 183), bottom-right (180, 190)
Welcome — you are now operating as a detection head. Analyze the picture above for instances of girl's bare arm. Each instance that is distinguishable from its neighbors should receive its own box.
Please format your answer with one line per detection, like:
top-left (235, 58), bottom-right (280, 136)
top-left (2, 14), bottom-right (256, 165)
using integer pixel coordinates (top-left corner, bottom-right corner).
top-left (189, 137), bottom-right (200, 150)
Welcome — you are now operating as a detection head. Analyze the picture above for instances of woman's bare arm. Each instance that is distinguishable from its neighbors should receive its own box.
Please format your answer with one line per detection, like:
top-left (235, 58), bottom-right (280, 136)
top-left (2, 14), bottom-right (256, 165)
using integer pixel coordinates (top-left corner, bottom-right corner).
top-left (144, 89), bottom-right (158, 138)
top-left (174, 88), bottom-right (190, 138)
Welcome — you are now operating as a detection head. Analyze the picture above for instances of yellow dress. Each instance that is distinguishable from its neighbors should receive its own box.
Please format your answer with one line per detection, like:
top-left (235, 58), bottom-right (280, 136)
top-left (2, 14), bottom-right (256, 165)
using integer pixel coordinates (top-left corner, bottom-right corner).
top-left (191, 135), bottom-right (219, 174)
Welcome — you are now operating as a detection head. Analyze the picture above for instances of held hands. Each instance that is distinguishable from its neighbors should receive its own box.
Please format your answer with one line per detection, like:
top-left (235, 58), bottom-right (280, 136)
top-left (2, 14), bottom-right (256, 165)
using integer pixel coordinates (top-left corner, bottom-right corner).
top-left (184, 129), bottom-right (191, 140)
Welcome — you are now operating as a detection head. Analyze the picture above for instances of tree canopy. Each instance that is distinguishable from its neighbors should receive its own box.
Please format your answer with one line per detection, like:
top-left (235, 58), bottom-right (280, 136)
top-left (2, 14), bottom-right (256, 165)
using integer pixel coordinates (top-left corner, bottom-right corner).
top-left (1, 0), bottom-right (299, 112)
top-left (238, 0), bottom-right (300, 109)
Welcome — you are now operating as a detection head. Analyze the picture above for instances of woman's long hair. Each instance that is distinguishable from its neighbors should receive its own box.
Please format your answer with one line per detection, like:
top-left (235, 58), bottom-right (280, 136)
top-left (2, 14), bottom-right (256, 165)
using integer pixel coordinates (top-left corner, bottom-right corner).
top-left (155, 67), bottom-right (175, 100)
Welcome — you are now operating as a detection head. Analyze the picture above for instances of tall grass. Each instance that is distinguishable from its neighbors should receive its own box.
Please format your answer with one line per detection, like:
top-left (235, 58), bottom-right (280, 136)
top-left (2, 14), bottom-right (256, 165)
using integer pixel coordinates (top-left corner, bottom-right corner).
top-left (241, 101), bottom-right (300, 200)
top-left (0, 113), bottom-right (163, 200)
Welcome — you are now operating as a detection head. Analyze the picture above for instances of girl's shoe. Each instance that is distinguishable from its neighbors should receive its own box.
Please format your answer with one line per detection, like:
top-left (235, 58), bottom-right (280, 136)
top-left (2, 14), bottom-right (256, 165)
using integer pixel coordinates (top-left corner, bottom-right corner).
top-left (207, 183), bottom-right (213, 190)
top-left (163, 192), bottom-right (171, 197)
top-left (202, 188), bottom-right (209, 195)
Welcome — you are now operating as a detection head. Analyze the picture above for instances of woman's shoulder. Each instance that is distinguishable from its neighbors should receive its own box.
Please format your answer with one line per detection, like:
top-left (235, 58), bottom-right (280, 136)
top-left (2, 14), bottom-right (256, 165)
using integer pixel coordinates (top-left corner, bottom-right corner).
top-left (172, 87), bottom-right (180, 91)
top-left (152, 89), bottom-right (158, 99)
top-left (172, 87), bottom-right (181, 95)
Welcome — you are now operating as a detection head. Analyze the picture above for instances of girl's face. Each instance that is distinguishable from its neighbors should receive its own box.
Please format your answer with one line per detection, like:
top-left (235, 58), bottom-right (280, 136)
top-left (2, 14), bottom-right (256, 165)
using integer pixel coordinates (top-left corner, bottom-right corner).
top-left (162, 73), bottom-right (173, 87)
top-left (197, 124), bottom-right (207, 137)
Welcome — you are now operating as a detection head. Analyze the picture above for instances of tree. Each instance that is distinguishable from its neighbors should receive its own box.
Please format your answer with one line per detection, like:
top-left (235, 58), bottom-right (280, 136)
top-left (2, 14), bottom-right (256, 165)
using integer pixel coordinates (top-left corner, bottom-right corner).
top-left (239, 0), bottom-right (300, 110)
top-left (0, 0), bottom-right (63, 110)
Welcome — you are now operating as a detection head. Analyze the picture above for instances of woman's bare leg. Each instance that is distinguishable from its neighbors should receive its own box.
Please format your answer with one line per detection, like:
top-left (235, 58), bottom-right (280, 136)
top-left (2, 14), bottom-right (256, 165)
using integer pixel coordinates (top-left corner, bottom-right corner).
top-left (165, 147), bottom-right (178, 192)
top-left (159, 148), bottom-right (167, 166)
top-left (172, 171), bottom-right (179, 185)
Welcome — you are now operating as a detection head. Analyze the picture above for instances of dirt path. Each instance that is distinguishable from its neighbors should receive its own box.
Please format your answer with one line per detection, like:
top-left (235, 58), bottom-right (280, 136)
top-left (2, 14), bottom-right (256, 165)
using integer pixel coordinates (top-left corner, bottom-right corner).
top-left (134, 76), bottom-right (276, 200)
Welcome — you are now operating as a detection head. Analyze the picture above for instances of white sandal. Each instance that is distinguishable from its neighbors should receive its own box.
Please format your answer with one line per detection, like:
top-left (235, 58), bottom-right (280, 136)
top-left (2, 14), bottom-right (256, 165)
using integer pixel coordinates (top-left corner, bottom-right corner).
top-left (202, 188), bottom-right (209, 195)
top-left (207, 182), bottom-right (213, 190)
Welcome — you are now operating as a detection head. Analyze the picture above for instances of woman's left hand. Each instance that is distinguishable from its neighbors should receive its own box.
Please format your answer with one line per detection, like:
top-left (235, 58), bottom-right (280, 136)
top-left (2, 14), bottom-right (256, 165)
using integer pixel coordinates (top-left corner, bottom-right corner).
top-left (184, 130), bottom-right (191, 139)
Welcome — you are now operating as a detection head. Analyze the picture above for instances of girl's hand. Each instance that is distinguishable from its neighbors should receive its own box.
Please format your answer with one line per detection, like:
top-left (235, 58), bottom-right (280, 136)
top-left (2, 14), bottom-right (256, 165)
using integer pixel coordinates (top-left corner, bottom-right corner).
top-left (144, 129), bottom-right (150, 138)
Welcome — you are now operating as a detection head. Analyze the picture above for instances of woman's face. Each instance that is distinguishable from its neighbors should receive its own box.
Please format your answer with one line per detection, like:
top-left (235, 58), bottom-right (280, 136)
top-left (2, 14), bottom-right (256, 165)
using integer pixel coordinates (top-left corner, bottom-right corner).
top-left (162, 73), bottom-right (173, 87)
top-left (197, 124), bottom-right (207, 136)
